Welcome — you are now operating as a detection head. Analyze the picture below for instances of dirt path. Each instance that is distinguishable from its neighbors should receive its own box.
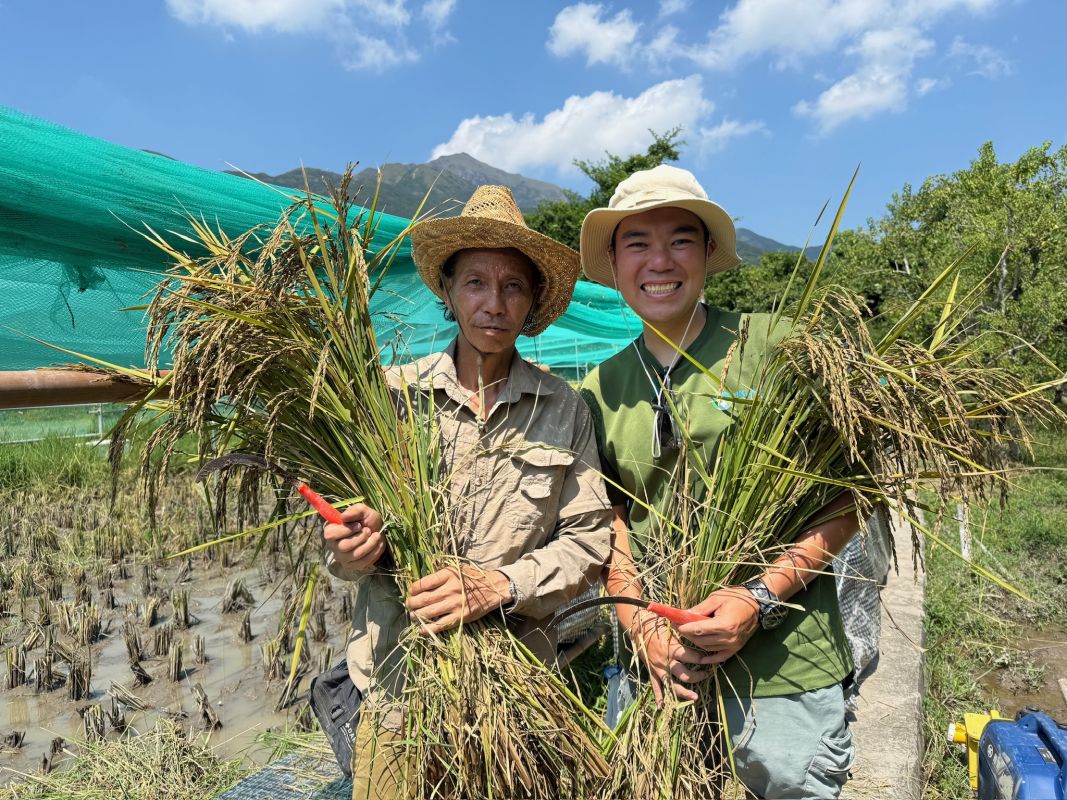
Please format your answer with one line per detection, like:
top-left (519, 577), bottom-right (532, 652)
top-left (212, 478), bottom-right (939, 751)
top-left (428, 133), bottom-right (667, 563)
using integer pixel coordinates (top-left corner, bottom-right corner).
top-left (844, 511), bottom-right (926, 800)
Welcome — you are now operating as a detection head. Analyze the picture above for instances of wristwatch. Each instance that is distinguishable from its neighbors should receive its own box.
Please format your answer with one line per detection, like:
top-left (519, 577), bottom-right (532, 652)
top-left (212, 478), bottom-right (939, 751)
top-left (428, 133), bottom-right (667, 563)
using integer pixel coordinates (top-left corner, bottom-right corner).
top-left (501, 575), bottom-right (520, 613)
top-left (741, 577), bottom-right (788, 630)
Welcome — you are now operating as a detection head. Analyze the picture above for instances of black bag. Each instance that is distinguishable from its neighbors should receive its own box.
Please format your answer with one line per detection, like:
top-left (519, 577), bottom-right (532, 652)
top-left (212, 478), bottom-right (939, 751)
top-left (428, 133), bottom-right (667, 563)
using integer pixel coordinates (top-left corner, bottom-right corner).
top-left (309, 659), bottom-right (362, 777)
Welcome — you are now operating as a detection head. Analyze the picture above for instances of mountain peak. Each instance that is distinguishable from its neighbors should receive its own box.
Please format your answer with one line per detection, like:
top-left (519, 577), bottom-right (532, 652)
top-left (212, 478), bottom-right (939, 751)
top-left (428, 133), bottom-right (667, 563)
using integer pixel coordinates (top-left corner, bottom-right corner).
top-left (228, 159), bottom-right (800, 258)
top-left (231, 154), bottom-right (567, 218)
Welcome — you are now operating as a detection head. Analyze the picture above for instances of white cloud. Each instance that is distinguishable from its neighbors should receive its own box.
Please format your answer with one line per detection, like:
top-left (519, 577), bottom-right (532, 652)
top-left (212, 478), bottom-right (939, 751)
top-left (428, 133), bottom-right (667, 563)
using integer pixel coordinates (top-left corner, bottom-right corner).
top-left (348, 0), bottom-right (410, 27)
top-left (547, 0), bottom-right (1008, 132)
top-left (794, 74), bottom-right (903, 132)
top-left (794, 27), bottom-right (933, 132)
top-left (671, 0), bottom-right (999, 70)
top-left (165, 0), bottom-right (343, 32)
top-left (421, 0), bottom-right (456, 30)
top-left (166, 0), bottom-right (446, 72)
top-left (432, 75), bottom-right (746, 173)
top-left (698, 117), bottom-right (768, 154)
top-left (899, 0), bottom-right (999, 23)
top-left (916, 76), bottom-right (950, 95)
top-left (683, 0), bottom-right (889, 70)
top-left (548, 0), bottom-right (1006, 72)
top-left (340, 31), bottom-right (419, 71)
top-left (547, 3), bottom-right (640, 67)
top-left (658, 0), bottom-right (689, 17)
top-left (949, 36), bottom-right (1013, 78)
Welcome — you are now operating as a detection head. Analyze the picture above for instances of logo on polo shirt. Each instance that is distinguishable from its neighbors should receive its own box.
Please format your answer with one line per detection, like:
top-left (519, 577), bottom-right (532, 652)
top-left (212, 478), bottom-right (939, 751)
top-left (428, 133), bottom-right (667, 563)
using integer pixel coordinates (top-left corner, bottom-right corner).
top-left (713, 387), bottom-right (755, 413)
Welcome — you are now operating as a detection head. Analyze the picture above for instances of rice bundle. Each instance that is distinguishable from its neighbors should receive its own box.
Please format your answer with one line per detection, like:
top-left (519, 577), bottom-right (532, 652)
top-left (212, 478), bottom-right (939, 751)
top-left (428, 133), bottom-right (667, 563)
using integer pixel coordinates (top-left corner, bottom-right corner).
top-left (601, 189), bottom-right (1066, 799)
top-left (106, 173), bottom-right (609, 798)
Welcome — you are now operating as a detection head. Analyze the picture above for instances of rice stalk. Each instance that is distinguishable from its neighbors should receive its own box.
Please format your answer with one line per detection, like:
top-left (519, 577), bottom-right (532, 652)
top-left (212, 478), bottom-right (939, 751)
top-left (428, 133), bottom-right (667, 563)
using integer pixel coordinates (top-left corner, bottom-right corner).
top-left (81, 704), bottom-right (105, 742)
top-left (93, 168), bottom-right (610, 798)
top-left (5, 646), bottom-right (26, 689)
top-left (167, 641), bottom-right (183, 682)
top-left (602, 184), bottom-right (1066, 798)
top-left (0, 719), bottom-right (243, 800)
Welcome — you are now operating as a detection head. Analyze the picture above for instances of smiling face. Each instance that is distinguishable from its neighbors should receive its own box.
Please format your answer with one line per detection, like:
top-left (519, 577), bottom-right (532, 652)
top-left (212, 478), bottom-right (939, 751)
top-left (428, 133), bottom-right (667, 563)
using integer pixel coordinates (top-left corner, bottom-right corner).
top-left (442, 247), bottom-right (538, 356)
top-left (609, 206), bottom-right (715, 332)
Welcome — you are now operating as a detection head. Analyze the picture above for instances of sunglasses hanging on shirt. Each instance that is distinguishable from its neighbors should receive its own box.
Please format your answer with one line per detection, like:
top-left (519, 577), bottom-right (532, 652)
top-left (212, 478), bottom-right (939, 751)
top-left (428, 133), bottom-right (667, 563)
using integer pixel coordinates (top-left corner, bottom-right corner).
top-left (651, 370), bottom-right (680, 458)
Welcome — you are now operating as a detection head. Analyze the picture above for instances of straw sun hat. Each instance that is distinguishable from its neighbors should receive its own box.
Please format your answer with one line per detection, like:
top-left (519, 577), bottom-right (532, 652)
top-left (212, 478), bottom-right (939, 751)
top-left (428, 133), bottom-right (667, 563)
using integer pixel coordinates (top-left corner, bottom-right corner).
top-left (411, 185), bottom-right (580, 337)
top-left (580, 164), bottom-right (742, 289)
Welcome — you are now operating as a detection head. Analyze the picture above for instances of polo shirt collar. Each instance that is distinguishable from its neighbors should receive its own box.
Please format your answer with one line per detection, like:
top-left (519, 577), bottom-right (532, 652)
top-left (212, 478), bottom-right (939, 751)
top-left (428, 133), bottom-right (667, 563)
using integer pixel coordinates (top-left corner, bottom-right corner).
top-left (635, 303), bottom-right (722, 377)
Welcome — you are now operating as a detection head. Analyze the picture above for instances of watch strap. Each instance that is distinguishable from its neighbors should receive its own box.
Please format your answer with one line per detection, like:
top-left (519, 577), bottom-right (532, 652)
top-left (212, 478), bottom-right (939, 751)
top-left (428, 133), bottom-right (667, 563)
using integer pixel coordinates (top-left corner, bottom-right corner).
top-left (742, 577), bottom-right (784, 628)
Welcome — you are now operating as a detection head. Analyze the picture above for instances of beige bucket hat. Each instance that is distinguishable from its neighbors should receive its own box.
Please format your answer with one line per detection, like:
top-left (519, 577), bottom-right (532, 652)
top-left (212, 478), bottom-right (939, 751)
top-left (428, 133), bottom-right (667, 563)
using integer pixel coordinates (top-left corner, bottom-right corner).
top-left (580, 164), bottom-right (742, 288)
top-left (411, 185), bottom-right (580, 336)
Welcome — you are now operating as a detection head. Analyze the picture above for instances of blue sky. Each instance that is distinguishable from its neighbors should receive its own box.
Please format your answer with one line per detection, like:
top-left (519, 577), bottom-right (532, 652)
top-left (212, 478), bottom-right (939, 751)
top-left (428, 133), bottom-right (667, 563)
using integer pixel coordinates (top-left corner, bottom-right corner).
top-left (1, 0), bottom-right (1064, 246)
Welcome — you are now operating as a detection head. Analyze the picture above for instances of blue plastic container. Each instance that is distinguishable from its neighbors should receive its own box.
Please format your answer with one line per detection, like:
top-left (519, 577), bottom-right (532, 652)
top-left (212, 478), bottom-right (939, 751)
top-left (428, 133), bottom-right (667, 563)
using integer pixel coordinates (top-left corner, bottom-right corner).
top-left (978, 709), bottom-right (1067, 799)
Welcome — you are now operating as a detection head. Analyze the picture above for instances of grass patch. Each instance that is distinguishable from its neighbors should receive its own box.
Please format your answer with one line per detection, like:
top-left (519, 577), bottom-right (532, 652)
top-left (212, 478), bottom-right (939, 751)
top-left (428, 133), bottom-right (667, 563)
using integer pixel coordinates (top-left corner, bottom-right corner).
top-left (0, 436), bottom-right (110, 490)
top-left (0, 405), bottom-right (124, 444)
top-left (922, 425), bottom-right (1067, 798)
top-left (0, 720), bottom-right (244, 799)
top-left (564, 633), bottom-right (614, 716)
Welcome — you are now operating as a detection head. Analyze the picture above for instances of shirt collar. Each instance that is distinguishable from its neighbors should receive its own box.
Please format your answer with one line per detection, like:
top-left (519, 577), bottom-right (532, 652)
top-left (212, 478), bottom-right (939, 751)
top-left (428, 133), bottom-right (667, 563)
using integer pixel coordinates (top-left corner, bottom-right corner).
top-left (635, 304), bottom-right (721, 377)
top-left (428, 338), bottom-right (557, 407)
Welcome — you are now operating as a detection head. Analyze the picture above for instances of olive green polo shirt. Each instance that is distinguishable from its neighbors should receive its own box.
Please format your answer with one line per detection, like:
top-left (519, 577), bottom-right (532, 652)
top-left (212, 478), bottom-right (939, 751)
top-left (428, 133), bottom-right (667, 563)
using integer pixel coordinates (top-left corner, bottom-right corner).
top-left (579, 307), bottom-right (852, 698)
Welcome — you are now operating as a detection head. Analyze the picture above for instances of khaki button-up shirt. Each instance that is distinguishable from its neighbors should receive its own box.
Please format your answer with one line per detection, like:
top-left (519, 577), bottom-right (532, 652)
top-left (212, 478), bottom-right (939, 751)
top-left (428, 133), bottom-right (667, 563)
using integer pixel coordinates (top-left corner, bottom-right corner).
top-left (328, 341), bottom-right (611, 713)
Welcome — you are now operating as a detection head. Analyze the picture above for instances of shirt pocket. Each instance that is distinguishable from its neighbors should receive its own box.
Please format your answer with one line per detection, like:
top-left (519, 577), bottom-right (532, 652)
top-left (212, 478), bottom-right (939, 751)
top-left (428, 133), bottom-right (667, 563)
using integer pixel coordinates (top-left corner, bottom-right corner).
top-left (507, 446), bottom-right (574, 535)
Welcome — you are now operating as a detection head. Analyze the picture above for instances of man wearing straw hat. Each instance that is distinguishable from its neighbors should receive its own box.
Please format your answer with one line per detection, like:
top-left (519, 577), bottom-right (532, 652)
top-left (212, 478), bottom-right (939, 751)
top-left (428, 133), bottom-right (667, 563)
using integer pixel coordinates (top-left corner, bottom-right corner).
top-left (579, 165), bottom-right (858, 798)
top-left (322, 185), bottom-right (612, 799)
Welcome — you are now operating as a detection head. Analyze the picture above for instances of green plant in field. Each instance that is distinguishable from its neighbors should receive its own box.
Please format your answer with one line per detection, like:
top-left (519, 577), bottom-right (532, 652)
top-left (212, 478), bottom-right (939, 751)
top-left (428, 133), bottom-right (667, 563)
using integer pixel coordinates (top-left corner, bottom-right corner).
top-left (922, 425), bottom-right (1067, 798)
top-left (600, 174), bottom-right (1066, 799)
top-left (0, 437), bottom-right (109, 491)
top-left (87, 170), bottom-right (609, 798)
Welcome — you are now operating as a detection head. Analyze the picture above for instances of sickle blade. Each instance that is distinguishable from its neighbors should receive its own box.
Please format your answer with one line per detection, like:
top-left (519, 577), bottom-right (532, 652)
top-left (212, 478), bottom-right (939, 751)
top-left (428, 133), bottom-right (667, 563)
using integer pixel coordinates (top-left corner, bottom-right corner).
top-left (548, 595), bottom-right (649, 628)
top-left (194, 452), bottom-right (284, 483)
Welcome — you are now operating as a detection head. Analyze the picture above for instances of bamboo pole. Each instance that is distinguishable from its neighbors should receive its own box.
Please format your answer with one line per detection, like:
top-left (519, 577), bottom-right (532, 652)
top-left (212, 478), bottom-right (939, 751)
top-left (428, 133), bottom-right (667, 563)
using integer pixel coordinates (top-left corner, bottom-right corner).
top-left (0, 370), bottom-right (161, 409)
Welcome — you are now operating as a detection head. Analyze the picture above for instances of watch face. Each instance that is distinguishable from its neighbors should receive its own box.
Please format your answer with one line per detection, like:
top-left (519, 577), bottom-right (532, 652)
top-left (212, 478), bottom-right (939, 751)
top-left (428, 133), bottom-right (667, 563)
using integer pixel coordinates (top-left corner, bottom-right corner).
top-left (761, 603), bottom-right (788, 629)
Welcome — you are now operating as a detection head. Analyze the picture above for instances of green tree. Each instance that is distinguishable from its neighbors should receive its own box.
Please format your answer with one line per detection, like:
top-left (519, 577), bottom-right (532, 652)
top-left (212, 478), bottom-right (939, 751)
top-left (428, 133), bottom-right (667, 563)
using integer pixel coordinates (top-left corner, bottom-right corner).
top-left (704, 250), bottom-right (810, 313)
top-left (526, 129), bottom-right (683, 251)
top-left (705, 140), bottom-right (1066, 403)
top-left (869, 141), bottom-right (1066, 393)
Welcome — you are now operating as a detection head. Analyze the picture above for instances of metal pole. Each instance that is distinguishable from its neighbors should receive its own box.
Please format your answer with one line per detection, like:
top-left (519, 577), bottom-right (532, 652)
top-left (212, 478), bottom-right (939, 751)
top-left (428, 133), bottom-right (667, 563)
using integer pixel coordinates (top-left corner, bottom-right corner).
top-left (0, 370), bottom-right (162, 409)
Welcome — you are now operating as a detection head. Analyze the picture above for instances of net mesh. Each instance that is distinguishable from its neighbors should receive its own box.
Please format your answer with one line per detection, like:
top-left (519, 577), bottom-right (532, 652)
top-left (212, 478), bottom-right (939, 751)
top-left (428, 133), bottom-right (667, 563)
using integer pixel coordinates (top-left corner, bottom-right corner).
top-left (0, 106), bottom-right (640, 379)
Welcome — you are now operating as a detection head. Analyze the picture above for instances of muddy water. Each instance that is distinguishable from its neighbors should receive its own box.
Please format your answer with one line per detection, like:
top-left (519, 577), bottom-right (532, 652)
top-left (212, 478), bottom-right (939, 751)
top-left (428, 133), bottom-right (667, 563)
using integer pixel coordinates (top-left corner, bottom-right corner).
top-left (979, 625), bottom-right (1067, 720)
top-left (0, 560), bottom-right (351, 785)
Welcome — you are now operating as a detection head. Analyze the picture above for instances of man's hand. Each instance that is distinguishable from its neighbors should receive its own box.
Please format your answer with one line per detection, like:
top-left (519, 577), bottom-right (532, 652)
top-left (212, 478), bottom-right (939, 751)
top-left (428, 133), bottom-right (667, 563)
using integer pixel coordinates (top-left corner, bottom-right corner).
top-left (322, 503), bottom-right (386, 574)
top-left (405, 565), bottom-right (512, 635)
top-left (675, 587), bottom-right (760, 663)
top-left (630, 609), bottom-right (716, 705)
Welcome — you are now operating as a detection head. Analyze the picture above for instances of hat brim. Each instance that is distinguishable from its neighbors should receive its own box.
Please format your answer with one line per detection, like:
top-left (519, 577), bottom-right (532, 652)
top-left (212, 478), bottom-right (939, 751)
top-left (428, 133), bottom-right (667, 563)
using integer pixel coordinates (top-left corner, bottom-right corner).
top-left (579, 198), bottom-right (743, 289)
top-left (410, 216), bottom-right (580, 336)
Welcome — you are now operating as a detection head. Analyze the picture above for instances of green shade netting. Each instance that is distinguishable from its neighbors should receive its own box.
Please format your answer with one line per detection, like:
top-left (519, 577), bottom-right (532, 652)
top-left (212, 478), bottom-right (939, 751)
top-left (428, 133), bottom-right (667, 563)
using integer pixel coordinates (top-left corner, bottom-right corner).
top-left (0, 106), bottom-right (641, 380)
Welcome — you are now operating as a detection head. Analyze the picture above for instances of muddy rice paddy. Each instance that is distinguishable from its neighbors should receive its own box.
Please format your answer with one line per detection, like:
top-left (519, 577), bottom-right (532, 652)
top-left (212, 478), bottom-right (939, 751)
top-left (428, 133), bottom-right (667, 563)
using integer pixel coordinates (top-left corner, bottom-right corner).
top-left (0, 474), bottom-right (351, 787)
top-left (979, 624), bottom-right (1067, 719)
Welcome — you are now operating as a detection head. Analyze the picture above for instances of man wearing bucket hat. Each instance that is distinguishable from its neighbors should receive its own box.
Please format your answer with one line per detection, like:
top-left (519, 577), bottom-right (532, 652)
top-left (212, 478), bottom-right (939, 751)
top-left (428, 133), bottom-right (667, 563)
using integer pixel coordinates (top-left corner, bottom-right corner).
top-left (579, 165), bottom-right (858, 798)
top-left (322, 185), bottom-right (612, 799)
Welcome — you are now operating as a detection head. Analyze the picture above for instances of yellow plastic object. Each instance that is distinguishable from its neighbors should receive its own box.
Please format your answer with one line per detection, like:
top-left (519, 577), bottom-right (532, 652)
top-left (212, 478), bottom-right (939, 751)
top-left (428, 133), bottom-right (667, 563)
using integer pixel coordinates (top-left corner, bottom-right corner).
top-left (948, 710), bottom-right (1005, 791)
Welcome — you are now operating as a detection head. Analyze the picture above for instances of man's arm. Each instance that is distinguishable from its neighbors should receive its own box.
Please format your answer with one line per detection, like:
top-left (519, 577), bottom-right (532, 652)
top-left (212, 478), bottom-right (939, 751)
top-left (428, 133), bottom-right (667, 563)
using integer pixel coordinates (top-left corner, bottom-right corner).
top-left (404, 564), bottom-right (515, 634)
top-left (606, 503), bottom-right (716, 703)
top-left (405, 507), bottom-right (612, 631)
top-left (322, 503), bottom-right (387, 581)
top-left (676, 493), bottom-right (859, 660)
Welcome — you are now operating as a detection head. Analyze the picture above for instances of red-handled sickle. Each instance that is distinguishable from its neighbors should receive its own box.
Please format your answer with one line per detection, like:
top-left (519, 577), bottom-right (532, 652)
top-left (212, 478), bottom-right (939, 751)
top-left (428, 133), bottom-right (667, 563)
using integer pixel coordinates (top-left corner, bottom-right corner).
top-left (194, 453), bottom-right (344, 526)
top-left (550, 595), bottom-right (708, 629)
